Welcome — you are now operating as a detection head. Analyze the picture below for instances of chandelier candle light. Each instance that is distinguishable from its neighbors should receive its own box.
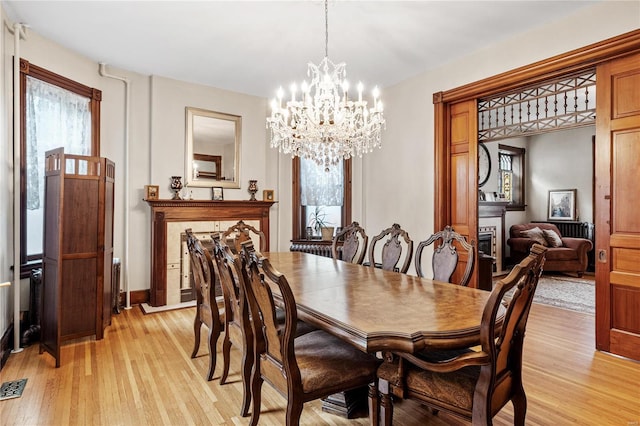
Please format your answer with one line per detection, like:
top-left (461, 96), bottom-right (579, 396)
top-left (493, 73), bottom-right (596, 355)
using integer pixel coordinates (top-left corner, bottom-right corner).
top-left (266, 0), bottom-right (385, 170)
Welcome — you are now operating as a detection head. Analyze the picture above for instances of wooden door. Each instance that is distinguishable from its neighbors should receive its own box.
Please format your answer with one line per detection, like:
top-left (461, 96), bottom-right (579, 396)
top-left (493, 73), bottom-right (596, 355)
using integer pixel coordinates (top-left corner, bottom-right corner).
top-left (595, 51), bottom-right (640, 361)
top-left (434, 97), bottom-right (478, 287)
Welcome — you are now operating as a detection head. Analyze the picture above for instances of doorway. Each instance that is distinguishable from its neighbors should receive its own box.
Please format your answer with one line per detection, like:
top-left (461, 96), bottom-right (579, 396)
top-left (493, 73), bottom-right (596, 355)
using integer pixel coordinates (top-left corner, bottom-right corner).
top-left (434, 30), bottom-right (640, 361)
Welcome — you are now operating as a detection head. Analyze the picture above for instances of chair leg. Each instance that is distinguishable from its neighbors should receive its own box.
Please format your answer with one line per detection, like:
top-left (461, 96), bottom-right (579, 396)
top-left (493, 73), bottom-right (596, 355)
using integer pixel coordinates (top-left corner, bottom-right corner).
top-left (512, 389), bottom-right (527, 426)
top-left (368, 382), bottom-right (379, 426)
top-left (219, 332), bottom-right (232, 385)
top-left (239, 332), bottom-right (254, 417)
top-left (249, 373), bottom-right (263, 426)
top-left (191, 310), bottom-right (201, 358)
top-left (379, 379), bottom-right (394, 426)
top-left (285, 396), bottom-right (304, 426)
top-left (206, 322), bottom-right (221, 381)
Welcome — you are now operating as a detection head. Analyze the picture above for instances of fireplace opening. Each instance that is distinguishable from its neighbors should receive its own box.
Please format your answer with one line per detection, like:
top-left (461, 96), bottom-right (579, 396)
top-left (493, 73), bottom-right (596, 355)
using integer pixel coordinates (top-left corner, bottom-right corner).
top-left (478, 228), bottom-right (497, 273)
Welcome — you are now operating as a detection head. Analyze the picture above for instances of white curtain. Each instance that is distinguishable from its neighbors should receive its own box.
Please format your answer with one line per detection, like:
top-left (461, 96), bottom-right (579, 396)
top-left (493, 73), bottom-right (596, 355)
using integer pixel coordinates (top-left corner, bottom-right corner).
top-left (26, 76), bottom-right (91, 209)
top-left (300, 157), bottom-right (343, 206)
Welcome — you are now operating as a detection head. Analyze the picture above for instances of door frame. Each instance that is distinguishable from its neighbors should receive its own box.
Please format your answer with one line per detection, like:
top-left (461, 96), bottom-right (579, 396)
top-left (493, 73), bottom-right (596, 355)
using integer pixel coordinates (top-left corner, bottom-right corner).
top-left (434, 29), bottom-right (640, 288)
top-left (433, 30), bottom-right (640, 351)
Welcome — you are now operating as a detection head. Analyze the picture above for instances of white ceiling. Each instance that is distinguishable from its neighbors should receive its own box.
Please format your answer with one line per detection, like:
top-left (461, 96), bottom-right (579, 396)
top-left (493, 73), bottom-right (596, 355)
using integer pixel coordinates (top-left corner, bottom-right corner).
top-left (3, 1), bottom-right (597, 99)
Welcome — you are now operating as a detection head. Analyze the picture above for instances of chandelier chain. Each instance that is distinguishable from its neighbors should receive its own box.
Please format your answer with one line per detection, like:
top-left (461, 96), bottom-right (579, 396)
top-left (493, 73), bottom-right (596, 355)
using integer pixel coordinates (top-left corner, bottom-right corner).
top-left (325, 0), bottom-right (329, 58)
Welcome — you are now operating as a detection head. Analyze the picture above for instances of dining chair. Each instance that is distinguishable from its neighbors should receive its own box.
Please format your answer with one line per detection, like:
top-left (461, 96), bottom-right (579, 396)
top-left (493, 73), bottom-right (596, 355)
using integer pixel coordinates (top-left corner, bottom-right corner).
top-left (414, 225), bottom-right (475, 286)
top-left (210, 234), bottom-right (254, 416)
top-left (239, 241), bottom-right (381, 426)
top-left (331, 221), bottom-right (368, 264)
top-left (371, 243), bottom-right (547, 426)
top-left (367, 223), bottom-right (414, 273)
top-left (185, 228), bottom-right (225, 381)
top-left (222, 220), bottom-right (266, 253)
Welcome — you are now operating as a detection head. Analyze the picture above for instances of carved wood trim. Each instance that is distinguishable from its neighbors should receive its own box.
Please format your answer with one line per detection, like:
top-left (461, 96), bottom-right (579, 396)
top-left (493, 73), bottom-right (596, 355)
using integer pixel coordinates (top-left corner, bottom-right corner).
top-left (437, 29), bottom-right (640, 103)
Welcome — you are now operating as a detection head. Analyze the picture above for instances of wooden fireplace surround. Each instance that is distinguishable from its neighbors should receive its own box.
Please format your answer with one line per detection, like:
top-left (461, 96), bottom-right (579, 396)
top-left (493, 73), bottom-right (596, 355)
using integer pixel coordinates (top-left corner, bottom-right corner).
top-left (146, 199), bottom-right (275, 306)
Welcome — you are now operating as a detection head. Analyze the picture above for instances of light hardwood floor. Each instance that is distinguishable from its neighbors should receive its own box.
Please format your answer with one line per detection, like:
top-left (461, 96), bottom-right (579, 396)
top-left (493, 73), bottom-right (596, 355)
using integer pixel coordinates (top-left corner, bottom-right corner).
top-left (2, 302), bottom-right (639, 425)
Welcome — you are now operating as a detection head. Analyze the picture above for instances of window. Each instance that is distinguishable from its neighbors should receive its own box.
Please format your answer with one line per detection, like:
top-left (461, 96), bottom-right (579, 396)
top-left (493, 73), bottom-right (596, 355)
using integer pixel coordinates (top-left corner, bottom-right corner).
top-left (292, 157), bottom-right (351, 240)
top-left (498, 144), bottom-right (525, 210)
top-left (20, 59), bottom-right (101, 277)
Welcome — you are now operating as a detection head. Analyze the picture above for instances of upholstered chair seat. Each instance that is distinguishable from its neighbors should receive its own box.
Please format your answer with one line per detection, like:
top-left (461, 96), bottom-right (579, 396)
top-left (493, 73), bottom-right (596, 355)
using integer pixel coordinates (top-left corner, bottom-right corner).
top-left (377, 350), bottom-right (479, 413)
top-left (295, 330), bottom-right (381, 396)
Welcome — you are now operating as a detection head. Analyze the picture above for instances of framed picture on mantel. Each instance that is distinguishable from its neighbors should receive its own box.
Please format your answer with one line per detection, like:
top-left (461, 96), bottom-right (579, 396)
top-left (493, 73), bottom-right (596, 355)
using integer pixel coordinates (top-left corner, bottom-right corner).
top-left (212, 187), bottom-right (224, 201)
top-left (548, 189), bottom-right (576, 221)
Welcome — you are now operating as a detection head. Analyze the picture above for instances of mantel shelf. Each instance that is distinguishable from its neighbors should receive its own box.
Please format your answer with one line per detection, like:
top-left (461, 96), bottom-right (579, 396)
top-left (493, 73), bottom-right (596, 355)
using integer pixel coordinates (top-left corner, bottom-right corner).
top-left (145, 199), bottom-right (276, 208)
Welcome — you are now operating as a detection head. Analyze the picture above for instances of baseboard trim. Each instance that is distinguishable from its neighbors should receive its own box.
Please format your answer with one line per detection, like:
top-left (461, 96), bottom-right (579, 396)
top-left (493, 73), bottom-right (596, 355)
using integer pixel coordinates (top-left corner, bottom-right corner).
top-left (0, 323), bottom-right (14, 371)
top-left (129, 290), bottom-right (149, 306)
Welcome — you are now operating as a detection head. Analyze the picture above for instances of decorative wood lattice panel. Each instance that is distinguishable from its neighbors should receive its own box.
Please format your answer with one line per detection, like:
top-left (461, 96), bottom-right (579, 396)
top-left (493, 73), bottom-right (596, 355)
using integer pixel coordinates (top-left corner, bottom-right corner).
top-left (478, 70), bottom-right (596, 141)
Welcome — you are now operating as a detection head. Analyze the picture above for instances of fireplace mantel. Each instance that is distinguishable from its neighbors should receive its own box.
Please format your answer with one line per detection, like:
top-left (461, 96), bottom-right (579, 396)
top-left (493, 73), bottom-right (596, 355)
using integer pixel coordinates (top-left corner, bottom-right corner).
top-left (478, 201), bottom-right (509, 218)
top-left (146, 199), bottom-right (275, 306)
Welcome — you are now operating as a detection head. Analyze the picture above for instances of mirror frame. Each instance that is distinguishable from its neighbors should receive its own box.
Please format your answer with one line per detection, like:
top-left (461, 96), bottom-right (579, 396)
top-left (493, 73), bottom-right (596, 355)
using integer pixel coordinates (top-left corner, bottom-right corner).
top-left (185, 107), bottom-right (241, 189)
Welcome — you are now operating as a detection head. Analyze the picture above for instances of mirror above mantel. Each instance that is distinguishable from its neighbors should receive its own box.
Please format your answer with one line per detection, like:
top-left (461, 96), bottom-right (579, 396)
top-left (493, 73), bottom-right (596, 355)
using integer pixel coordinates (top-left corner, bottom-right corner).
top-left (185, 107), bottom-right (241, 188)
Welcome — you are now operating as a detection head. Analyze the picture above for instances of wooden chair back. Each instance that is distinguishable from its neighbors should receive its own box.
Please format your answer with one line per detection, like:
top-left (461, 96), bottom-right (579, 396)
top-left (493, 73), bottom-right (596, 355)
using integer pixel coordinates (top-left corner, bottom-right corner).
top-left (368, 223), bottom-right (414, 273)
top-left (332, 221), bottom-right (368, 264)
top-left (185, 228), bottom-right (223, 381)
top-left (240, 240), bottom-right (380, 425)
top-left (375, 244), bottom-right (547, 425)
top-left (241, 241), bottom-right (301, 393)
top-left (414, 225), bottom-right (475, 286)
top-left (210, 234), bottom-right (254, 416)
top-left (222, 220), bottom-right (266, 253)
top-left (475, 243), bottom-right (547, 419)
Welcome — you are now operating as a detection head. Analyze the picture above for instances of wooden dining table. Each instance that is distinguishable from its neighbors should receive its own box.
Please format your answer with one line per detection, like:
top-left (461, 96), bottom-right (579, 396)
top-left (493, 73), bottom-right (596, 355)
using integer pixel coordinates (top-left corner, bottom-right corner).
top-left (263, 251), bottom-right (497, 355)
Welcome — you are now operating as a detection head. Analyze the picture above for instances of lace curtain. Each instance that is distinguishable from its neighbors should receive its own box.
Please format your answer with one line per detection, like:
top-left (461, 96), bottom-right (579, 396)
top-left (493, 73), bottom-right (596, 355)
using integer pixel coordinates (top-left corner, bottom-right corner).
top-left (300, 157), bottom-right (343, 206)
top-left (26, 76), bottom-right (91, 209)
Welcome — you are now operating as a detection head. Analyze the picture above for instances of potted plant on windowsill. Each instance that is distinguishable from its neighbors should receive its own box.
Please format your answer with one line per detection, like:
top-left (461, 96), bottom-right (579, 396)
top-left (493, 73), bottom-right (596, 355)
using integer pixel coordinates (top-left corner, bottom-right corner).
top-left (308, 206), bottom-right (334, 241)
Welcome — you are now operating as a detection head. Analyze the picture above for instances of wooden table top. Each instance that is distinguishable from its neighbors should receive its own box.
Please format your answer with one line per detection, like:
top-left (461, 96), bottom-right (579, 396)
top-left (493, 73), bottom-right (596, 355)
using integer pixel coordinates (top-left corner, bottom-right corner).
top-left (264, 252), bottom-right (496, 354)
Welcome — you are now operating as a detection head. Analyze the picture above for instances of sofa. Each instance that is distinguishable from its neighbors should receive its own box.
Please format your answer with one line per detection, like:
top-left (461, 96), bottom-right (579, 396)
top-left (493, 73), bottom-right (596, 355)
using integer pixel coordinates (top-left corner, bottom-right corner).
top-left (507, 223), bottom-right (593, 277)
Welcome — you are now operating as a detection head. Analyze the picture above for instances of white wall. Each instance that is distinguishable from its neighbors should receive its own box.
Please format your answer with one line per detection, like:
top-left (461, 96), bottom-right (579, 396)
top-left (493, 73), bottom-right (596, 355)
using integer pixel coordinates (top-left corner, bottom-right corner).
top-left (527, 126), bottom-right (595, 223)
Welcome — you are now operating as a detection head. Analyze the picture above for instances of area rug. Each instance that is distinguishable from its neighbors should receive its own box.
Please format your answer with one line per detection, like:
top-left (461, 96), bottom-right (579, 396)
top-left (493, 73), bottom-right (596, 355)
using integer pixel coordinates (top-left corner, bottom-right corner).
top-left (503, 275), bottom-right (595, 314)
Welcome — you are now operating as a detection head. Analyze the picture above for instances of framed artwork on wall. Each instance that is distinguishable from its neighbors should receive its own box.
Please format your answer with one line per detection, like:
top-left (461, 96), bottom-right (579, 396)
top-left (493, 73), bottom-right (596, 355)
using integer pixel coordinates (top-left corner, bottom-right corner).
top-left (263, 189), bottom-right (274, 201)
top-left (548, 189), bottom-right (577, 221)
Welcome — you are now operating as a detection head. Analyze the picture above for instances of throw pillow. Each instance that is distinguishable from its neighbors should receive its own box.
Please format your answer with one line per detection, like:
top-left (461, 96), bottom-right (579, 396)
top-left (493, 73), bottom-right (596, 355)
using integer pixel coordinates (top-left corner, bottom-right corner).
top-left (520, 227), bottom-right (548, 246)
top-left (543, 229), bottom-right (563, 248)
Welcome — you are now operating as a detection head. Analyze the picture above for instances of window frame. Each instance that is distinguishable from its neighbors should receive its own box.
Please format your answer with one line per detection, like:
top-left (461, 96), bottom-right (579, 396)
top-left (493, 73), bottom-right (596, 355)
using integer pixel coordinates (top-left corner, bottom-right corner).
top-left (292, 157), bottom-right (352, 240)
top-left (498, 144), bottom-right (525, 211)
top-left (19, 58), bottom-right (101, 278)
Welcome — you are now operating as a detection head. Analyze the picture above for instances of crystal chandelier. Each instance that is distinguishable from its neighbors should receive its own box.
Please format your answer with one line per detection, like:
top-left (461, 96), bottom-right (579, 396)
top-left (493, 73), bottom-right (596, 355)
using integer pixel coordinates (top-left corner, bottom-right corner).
top-left (266, 0), bottom-right (385, 170)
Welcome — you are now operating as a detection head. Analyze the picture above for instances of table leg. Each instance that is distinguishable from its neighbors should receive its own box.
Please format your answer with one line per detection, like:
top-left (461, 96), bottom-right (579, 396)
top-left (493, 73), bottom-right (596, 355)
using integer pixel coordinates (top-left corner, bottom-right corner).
top-left (379, 379), bottom-right (393, 426)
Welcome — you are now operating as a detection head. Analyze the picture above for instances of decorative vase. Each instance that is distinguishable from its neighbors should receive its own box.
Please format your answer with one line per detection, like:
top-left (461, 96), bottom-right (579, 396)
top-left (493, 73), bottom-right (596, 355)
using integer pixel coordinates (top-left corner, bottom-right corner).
top-left (170, 176), bottom-right (183, 200)
top-left (248, 180), bottom-right (258, 201)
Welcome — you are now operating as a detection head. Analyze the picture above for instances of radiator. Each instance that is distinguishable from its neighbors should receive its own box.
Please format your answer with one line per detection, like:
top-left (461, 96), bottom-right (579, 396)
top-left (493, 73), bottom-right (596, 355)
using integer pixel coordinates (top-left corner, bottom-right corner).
top-left (533, 220), bottom-right (594, 240)
top-left (21, 268), bottom-right (42, 346)
top-left (290, 242), bottom-right (340, 259)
